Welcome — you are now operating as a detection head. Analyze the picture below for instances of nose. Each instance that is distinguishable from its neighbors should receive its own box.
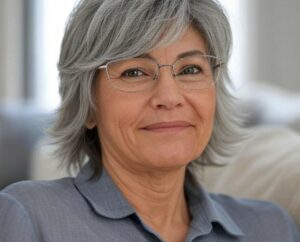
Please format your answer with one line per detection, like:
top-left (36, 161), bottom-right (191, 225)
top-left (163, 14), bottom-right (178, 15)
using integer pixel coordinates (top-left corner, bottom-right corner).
top-left (149, 66), bottom-right (185, 110)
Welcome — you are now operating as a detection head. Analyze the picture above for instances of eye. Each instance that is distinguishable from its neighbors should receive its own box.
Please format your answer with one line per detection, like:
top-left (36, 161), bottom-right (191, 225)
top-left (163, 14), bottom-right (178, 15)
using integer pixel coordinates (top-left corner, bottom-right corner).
top-left (121, 69), bottom-right (145, 78)
top-left (179, 65), bottom-right (202, 75)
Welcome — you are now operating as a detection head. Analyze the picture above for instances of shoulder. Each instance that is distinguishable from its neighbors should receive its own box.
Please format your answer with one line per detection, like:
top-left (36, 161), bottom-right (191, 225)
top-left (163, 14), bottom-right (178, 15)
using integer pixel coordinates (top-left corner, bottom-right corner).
top-left (210, 193), bottom-right (300, 241)
top-left (1, 177), bottom-right (75, 203)
top-left (0, 178), bottom-right (77, 242)
top-left (0, 178), bottom-right (80, 219)
top-left (210, 192), bottom-right (284, 217)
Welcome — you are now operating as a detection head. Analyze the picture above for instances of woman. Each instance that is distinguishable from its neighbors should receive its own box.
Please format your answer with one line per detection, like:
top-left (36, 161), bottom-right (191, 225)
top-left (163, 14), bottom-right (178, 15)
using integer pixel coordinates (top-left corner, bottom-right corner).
top-left (0, 0), bottom-right (299, 241)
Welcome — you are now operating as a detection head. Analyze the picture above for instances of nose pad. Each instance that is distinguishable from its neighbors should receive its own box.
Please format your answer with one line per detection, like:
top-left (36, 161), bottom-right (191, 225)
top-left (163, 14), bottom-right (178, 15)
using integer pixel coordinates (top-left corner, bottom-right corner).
top-left (154, 64), bottom-right (175, 85)
top-left (153, 64), bottom-right (177, 88)
top-left (150, 65), bottom-right (185, 110)
top-left (157, 64), bottom-right (175, 77)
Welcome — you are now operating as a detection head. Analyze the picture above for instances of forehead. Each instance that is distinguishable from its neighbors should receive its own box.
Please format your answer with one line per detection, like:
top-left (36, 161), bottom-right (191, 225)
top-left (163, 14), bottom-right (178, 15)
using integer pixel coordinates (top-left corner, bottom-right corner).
top-left (147, 25), bottom-right (208, 62)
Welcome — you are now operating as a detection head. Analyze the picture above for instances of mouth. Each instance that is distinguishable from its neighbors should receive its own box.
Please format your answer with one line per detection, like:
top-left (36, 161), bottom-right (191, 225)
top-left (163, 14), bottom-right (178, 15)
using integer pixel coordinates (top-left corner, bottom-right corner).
top-left (141, 121), bottom-right (194, 133)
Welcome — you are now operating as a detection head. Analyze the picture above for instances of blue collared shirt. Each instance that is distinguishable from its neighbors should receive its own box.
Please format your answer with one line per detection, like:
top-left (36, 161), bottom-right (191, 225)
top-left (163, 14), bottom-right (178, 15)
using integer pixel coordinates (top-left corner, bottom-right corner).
top-left (0, 163), bottom-right (299, 242)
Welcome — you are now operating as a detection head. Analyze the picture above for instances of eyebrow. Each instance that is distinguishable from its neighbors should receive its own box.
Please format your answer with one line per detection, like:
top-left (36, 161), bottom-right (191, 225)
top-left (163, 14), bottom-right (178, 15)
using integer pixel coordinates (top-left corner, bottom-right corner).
top-left (137, 50), bottom-right (207, 61)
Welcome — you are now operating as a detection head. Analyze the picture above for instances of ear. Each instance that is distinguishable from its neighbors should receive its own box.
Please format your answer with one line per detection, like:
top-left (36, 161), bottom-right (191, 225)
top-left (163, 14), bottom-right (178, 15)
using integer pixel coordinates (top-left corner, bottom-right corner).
top-left (85, 114), bottom-right (97, 130)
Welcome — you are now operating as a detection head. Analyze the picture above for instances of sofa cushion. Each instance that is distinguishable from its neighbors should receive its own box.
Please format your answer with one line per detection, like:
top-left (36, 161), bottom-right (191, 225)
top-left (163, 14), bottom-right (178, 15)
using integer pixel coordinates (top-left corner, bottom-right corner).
top-left (202, 126), bottom-right (300, 227)
top-left (0, 104), bottom-right (49, 188)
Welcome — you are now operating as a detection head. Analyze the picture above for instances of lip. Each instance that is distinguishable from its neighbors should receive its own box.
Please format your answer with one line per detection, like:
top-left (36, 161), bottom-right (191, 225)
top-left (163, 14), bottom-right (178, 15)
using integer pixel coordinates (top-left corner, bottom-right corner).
top-left (141, 121), bottom-right (193, 133)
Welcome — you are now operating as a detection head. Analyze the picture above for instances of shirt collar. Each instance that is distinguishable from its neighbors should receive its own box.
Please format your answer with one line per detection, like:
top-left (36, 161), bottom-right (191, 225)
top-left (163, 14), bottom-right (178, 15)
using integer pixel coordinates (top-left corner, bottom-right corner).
top-left (74, 162), bottom-right (135, 219)
top-left (74, 163), bottom-right (244, 237)
top-left (184, 172), bottom-right (244, 238)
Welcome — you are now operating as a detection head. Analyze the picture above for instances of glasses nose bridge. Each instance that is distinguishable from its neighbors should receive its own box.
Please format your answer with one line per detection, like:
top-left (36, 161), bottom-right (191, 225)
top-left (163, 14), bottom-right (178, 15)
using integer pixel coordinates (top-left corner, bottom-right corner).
top-left (156, 63), bottom-right (175, 78)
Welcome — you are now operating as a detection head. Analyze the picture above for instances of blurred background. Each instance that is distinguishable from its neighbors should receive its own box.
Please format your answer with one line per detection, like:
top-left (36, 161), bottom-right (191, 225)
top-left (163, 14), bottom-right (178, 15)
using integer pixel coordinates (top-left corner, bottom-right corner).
top-left (0, 0), bottom-right (300, 188)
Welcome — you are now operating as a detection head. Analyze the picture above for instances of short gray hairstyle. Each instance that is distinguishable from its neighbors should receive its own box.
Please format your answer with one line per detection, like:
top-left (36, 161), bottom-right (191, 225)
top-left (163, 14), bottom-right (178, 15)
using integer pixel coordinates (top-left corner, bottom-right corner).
top-left (49, 0), bottom-right (243, 177)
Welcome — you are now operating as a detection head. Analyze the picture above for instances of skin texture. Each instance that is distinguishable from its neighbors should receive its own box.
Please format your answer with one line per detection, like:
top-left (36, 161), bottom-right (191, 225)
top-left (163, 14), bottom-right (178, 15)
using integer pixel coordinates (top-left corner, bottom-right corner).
top-left (88, 25), bottom-right (216, 242)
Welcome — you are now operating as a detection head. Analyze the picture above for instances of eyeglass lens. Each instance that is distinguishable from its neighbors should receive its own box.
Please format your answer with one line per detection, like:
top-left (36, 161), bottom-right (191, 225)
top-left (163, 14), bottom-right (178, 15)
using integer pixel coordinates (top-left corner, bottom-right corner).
top-left (105, 55), bottom-right (217, 92)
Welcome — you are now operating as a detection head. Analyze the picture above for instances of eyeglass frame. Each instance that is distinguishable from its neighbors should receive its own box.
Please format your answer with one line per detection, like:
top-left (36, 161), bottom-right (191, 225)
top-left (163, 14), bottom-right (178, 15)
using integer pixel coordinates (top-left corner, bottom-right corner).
top-left (98, 54), bottom-right (224, 92)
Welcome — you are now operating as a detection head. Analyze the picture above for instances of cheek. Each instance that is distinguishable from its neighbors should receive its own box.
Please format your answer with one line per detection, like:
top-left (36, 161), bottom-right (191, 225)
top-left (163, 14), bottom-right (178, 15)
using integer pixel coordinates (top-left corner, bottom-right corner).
top-left (207, 93), bottom-right (216, 127)
top-left (205, 90), bottom-right (216, 133)
top-left (95, 81), bottom-right (146, 146)
top-left (195, 88), bottom-right (216, 121)
top-left (193, 89), bottom-right (216, 143)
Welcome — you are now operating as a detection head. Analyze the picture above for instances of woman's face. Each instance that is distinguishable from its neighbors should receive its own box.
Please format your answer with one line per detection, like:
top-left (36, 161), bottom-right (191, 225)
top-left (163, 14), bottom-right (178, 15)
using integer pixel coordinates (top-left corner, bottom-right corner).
top-left (90, 26), bottom-right (216, 172)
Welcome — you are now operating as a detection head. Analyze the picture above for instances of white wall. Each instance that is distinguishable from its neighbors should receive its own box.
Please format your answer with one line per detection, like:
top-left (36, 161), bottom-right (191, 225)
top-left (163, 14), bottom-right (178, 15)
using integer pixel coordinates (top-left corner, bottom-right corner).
top-left (0, 0), bottom-right (25, 103)
top-left (248, 0), bottom-right (300, 91)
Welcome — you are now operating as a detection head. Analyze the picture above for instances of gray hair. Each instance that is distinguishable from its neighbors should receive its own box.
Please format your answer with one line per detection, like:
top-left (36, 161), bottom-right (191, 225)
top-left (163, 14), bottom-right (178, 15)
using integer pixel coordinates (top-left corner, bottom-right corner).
top-left (49, 0), bottom-right (243, 177)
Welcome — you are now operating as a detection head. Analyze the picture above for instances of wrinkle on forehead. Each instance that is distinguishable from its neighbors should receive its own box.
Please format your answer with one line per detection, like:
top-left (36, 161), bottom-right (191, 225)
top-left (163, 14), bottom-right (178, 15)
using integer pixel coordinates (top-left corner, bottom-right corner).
top-left (146, 25), bottom-right (208, 63)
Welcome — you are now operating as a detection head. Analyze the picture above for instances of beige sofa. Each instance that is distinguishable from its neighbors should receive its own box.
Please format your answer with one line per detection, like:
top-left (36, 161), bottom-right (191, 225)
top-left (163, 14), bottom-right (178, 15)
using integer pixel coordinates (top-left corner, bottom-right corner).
top-left (201, 126), bottom-right (300, 227)
top-left (31, 126), bottom-right (300, 227)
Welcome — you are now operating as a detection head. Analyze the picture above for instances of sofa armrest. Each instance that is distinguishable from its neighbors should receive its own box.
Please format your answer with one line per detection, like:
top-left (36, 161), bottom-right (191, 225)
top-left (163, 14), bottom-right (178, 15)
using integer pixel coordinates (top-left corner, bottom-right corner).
top-left (202, 126), bottom-right (300, 227)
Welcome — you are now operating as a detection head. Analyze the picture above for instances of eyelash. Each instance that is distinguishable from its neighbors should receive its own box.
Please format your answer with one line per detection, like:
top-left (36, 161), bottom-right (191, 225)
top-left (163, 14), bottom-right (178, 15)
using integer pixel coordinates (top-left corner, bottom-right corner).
top-left (119, 62), bottom-right (206, 82)
top-left (122, 69), bottom-right (146, 77)
top-left (178, 65), bottom-right (203, 75)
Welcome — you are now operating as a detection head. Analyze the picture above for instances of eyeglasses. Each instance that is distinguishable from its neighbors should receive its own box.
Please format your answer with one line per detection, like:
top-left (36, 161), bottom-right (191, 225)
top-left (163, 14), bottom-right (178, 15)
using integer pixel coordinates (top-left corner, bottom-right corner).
top-left (98, 54), bottom-right (223, 92)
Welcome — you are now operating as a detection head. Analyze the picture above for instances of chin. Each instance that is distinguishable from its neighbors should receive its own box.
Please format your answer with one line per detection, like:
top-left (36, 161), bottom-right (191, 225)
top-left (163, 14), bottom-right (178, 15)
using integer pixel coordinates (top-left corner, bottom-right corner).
top-left (142, 150), bottom-right (197, 171)
top-left (135, 139), bottom-right (206, 171)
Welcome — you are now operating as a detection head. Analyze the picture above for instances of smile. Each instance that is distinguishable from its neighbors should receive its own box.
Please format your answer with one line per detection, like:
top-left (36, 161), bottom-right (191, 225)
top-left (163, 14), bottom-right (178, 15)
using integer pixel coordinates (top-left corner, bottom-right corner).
top-left (141, 121), bottom-right (193, 133)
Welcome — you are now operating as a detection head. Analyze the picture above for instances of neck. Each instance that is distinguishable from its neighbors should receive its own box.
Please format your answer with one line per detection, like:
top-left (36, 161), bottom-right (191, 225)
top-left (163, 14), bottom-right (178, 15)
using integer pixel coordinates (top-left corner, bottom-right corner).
top-left (102, 159), bottom-right (191, 237)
